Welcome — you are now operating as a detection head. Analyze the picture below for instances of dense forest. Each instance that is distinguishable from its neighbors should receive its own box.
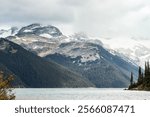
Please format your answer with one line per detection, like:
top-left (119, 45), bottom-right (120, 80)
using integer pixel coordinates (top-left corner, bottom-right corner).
top-left (129, 61), bottom-right (150, 90)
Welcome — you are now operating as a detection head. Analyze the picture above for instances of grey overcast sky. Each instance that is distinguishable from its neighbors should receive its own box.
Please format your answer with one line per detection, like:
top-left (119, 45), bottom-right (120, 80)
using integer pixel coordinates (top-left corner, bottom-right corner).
top-left (0, 0), bottom-right (150, 38)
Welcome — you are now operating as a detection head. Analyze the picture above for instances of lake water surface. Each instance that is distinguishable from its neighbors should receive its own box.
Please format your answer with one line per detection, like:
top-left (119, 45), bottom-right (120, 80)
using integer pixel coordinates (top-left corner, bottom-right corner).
top-left (14, 88), bottom-right (150, 100)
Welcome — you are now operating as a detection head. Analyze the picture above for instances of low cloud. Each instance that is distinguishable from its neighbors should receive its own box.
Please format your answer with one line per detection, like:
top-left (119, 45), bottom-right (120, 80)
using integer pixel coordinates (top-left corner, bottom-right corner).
top-left (0, 0), bottom-right (150, 38)
top-left (0, 0), bottom-right (75, 25)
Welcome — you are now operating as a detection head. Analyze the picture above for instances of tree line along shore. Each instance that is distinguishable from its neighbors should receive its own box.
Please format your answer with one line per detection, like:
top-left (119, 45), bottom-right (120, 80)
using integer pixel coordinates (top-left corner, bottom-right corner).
top-left (129, 61), bottom-right (150, 91)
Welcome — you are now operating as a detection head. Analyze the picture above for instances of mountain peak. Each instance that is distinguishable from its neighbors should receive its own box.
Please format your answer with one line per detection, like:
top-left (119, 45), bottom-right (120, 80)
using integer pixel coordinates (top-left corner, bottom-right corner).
top-left (17, 23), bottom-right (63, 38)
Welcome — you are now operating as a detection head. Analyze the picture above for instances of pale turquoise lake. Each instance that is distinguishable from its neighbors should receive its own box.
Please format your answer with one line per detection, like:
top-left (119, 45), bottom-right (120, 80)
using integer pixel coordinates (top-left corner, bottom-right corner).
top-left (14, 88), bottom-right (150, 100)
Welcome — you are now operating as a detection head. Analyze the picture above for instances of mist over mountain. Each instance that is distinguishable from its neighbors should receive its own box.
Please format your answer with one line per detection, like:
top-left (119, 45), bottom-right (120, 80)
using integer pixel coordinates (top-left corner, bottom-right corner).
top-left (100, 37), bottom-right (150, 68)
top-left (0, 23), bottom-right (139, 87)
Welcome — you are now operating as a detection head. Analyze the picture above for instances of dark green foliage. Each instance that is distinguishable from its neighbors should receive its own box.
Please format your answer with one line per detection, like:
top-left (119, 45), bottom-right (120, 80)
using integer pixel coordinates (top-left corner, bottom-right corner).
top-left (130, 72), bottom-right (133, 86)
top-left (137, 66), bottom-right (143, 85)
top-left (129, 61), bottom-right (150, 90)
top-left (45, 53), bottom-right (130, 88)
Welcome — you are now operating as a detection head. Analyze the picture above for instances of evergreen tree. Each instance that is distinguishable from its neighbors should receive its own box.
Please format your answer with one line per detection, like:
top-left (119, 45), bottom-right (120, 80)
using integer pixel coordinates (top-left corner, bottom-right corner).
top-left (130, 72), bottom-right (133, 86)
top-left (141, 73), bottom-right (144, 83)
top-left (138, 66), bottom-right (143, 84)
top-left (129, 61), bottom-right (150, 90)
top-left (148, 61), bottom-right (150, 72)
top-left (147, 61), bottom-right (150, 79)
top-left (145, 61), bottom-right (147, 76)
top-left (0, 71), bottom-right (15, 100)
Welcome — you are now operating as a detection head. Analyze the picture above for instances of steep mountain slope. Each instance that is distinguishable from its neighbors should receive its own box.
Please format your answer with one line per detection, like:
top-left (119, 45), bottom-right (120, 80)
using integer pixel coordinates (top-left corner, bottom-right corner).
top-left (0, 38), bottom-right (94, 88)
top-left (3, 23), bottom-right (138, 87)
top-left (44, 41), bottom-right (137, 87)
top-left (0, 62), bottom-right (25, 87)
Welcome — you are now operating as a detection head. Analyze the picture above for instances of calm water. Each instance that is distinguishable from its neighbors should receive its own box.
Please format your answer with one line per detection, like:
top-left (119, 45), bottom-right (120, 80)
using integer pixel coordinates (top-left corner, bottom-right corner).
top-left (14, 88), bottom-right (150, 100)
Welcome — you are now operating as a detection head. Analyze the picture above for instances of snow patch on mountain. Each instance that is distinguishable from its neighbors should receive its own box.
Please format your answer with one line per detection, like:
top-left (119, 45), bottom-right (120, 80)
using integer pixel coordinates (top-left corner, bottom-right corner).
top-left (0, 29), bottom-right (11, 38)
top-left (0, 27), bottom-right (19, 38)
top-left (40, 33), bottom-right (52, 38)
top-left (52, 41), bottom-right (101, 63)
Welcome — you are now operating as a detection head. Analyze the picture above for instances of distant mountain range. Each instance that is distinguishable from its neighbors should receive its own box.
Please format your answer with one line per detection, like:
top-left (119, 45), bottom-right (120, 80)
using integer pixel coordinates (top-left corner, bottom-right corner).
top-left (100, 37), bottom-right (150, 68)
top-left (0, 23), bottom-right (139, 87)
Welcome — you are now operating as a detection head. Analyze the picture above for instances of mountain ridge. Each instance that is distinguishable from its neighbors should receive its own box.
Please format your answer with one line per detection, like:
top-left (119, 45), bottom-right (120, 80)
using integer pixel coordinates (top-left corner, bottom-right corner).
top-left (0, 38), bottom-right (94, 88)
top-left (0, 23), bottom-right (139, 87)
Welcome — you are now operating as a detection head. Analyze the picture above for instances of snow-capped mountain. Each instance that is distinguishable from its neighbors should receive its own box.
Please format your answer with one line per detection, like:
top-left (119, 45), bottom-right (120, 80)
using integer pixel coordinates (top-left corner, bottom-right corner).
top-left (0, 27), bottom-right (19, 38)
top-left (100, 37), bottom-right (150, 68)
top-left (6, 24), bottom-right (102, 63)
top-left (17, 23), bottom-right (63, 37)
top-left (1, 24), bottom-right (148, 69)
top-left (0, 23), bottom-right (139, 87)
top-left (0, 23), bottom-right (142, 68)
top-left (7, 32), bottom-right (104, 64)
